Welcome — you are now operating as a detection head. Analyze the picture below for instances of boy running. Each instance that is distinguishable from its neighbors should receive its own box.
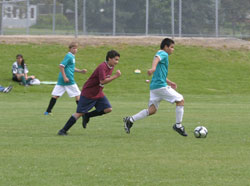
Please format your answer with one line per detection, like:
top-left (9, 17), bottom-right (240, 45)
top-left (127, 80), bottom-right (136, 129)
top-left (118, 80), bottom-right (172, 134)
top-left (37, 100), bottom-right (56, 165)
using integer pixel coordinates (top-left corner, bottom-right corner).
top-left (44, 42), bottom-right (87, 115)
top-left (58, 50), bottom-right (121, 136)
top-left (123, 38), bottom-right (187, 136)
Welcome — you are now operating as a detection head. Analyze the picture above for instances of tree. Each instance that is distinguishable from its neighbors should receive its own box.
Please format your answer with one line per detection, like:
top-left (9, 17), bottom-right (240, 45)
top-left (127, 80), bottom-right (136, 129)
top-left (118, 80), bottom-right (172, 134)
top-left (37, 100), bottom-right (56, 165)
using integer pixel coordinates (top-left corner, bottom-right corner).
top-left (220, 0), bottom-right (250, 36)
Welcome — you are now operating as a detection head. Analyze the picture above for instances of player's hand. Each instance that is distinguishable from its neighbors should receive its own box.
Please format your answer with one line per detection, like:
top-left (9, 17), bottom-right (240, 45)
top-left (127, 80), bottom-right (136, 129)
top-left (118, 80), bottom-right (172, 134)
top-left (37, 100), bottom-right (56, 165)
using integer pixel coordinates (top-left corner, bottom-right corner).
top-left (169, 82), bottom-right (177, 90)
top-left (115, 70), bottom-right (121, 78)
top-left (29, 75), bottom-right (35, 79)
top-left (148, 69), bottom-right (154, 76)
top-left (80, 69), bottom-right (87, 74)
top-left (64, 77), bottom-right (69, 83)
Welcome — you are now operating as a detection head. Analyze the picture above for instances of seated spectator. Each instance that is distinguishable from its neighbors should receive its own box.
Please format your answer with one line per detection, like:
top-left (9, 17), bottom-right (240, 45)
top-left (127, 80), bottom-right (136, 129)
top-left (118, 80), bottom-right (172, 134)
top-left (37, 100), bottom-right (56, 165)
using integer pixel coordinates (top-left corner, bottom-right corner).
top-left (0, 85), bottom-right (13, 93)
top-left (12, 54), bottom-right (35, 86)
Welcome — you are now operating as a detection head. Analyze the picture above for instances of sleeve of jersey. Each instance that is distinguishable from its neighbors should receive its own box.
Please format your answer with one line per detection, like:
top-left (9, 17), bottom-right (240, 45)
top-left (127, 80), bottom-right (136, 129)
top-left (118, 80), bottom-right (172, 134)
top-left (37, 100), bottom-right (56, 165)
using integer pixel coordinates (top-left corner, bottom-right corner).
top-left (98, 65), bottom-right (106, 82)
top-left (24, 64), bottom-right (29, 74)
top-left (60, 55), bottom-right (70, 67)
top-left (12, 63), bottom-right (17, 74)
top-left (157, 52), bottom-right (168, 64)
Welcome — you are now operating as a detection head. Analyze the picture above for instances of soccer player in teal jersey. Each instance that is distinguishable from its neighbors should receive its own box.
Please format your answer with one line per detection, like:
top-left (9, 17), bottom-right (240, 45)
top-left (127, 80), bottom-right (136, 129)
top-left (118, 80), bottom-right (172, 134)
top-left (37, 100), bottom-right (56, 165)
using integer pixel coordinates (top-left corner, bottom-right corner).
top-left (44, 42), bottom-right (87, 115)
top-left (123, 38), bottom-right (187, 136)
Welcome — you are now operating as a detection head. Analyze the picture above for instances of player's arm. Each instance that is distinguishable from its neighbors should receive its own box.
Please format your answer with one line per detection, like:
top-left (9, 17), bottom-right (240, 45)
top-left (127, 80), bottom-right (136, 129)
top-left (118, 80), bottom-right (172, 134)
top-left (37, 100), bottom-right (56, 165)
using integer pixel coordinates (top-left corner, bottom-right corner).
top-left (12, 64), bottom-right (18, 74)
top-left (167, 78), bottom-right (177, 90)
top-left (75, 68), bottom-right (87, 74)
top-left (148, 56), bottom-right (160, 76)
top-left (100, 70), bottom-right (121, 85)
top-left (59, 65), bottom-right (69, 83)
top-left (24, 73), bottom-right (28, 79)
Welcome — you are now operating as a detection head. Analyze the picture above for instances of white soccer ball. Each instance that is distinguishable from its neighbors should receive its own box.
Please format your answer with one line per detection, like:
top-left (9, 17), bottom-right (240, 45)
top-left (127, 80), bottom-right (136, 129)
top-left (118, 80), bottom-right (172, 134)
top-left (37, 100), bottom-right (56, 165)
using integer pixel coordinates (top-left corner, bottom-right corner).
top-left (194, 126), bottom-right (208, 138)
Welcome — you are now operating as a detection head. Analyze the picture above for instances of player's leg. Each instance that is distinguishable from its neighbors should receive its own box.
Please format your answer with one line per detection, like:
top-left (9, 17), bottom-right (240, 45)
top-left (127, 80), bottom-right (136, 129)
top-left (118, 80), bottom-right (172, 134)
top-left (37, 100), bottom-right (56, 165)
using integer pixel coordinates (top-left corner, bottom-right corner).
top-left (173, 99), bottom-right (187, 136)
top-left (75, 95), bottom-right (80, 105)
top-left (65, 84), bottom-right (81, 105)
top-left (82, 96), bottom-right (111, 129)
top-left (123, 89), bottom-right (160, 134)
top-left (162, 86), bottom-right (187, 136)
top-left (175, 99), bottom-right (184, 128)
top-left (16, 74), bottom-right (27, 86)
top-left (58, 112), bottom-right (83, 135)
top-left (58, 95), bottom-right (93, 135)
top-left (44, 85), bottom-right (65, 115)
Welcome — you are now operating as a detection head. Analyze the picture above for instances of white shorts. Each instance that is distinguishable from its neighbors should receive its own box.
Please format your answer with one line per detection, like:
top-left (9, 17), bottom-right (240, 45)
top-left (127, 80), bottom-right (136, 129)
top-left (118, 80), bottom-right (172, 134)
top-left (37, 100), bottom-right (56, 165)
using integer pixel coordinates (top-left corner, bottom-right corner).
top-left (51, 84), bottom-right (81, 98)
top-left (149, 86), bottom-right (183, 110)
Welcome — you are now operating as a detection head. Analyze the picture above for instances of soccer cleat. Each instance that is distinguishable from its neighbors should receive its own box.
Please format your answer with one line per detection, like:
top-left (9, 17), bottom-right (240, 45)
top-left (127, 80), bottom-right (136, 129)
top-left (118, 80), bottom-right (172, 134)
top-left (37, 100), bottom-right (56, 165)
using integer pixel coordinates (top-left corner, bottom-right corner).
top-left (123, 116), bottom-right (133, 134)
top-left (44, 111), bottom-right (53, 116)
top-left (58, 129), bottom-right (68, 136)
top-left (82, 114), bottom-right (90, 129)
top-left (173, 124), bottom-right (188, 137)
top-left (3, 85), bottom-right (13, 93)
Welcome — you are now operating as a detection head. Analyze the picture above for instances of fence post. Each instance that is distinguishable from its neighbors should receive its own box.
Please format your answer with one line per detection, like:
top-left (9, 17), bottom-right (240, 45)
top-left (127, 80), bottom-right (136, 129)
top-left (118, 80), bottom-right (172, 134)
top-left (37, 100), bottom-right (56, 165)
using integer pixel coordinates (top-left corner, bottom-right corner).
top-left (26, 0), bottom-right (30, 35)
top-left (112, 0), bottom-right (116, 36)
top-left (52, 0), bottom-right (56, 34)
top-left (171, 0), bottom-right (174, 38)
top-left (215, 0), bottom-right (218, 37)
top-left (178, 0), bottom-right (182, 37)
top-left (0, 0), bottom-right (4, 35)
top-left (75, 0), bottom-right (78, 38)
top-left (83, 0), bottom-right (86, 35)
top-left (145, 0), bottom-right (149, 35)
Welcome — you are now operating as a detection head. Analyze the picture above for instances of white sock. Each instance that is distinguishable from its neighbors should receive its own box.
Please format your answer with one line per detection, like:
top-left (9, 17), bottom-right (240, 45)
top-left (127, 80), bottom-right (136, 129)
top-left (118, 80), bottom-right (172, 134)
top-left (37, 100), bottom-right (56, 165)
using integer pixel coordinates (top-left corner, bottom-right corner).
top-left (131, 109), bottom-right (149, 122)
top-left (176, 106), bottom-right (184, 127)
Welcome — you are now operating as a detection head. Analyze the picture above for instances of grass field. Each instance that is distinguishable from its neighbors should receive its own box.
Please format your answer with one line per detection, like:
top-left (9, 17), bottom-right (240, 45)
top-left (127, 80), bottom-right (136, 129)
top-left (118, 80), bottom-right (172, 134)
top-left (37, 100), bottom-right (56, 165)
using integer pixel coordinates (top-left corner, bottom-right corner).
top-left (0, 43), bottom-right (250, 186)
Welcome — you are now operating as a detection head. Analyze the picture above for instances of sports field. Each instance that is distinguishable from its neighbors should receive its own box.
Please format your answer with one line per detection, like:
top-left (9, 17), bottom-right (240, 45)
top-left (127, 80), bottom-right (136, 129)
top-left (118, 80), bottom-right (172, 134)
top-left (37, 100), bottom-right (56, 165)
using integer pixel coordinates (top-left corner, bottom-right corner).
top-left (0, 41), bottom-right (250, 185)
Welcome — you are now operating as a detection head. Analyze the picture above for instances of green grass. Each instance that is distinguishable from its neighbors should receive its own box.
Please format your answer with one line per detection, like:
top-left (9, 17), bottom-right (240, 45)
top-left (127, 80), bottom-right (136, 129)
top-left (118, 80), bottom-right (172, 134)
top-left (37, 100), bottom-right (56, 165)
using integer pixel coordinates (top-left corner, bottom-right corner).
top-left (0, 43), bottom-right (250, 185)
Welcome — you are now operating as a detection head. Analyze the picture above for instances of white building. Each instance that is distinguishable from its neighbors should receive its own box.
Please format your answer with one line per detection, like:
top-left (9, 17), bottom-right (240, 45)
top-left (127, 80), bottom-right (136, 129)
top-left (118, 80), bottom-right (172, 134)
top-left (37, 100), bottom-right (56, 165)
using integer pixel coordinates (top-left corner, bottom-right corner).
top-left (2, 3), bottom-right (37, 28)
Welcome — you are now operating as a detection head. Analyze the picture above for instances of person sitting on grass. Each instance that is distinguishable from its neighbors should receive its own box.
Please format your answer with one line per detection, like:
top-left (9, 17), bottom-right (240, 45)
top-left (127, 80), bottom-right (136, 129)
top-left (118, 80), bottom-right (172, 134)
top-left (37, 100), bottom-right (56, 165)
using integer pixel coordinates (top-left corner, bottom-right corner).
top-left (12, 54), bottom-right (35, 86)
top-left (0, 85), bottom-right (13, 93)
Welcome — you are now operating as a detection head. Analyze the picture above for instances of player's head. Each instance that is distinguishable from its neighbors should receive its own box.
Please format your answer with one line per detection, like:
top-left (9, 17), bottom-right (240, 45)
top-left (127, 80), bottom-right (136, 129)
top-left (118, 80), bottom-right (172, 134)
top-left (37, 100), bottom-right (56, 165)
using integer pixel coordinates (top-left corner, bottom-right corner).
top-left (69, 42), bottom-right (78, 54)
top-left (106, 50), bottom-right (120, 67)
top-left (160, 38), bottom-right (175, 55)
top-left (16, 54), bottom-right (25, 68)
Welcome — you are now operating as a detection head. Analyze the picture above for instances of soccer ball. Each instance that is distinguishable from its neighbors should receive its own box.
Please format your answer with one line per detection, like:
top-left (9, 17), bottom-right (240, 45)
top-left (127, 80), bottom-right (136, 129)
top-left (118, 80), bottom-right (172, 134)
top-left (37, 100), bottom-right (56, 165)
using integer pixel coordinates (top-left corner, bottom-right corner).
top-left (194, 126), bottom-right (208, 138)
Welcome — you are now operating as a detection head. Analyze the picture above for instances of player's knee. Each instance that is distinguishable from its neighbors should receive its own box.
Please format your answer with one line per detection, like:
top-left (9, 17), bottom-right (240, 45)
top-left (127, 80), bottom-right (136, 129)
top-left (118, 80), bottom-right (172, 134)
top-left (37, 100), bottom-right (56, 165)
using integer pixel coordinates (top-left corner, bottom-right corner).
top-left (176, 99), bottom-right (184, 106)
top-left (149, 110), bottom-right (157, 115)
top-left (149, 108), bottom-right (157, 115)
top-left (104, 108), bottom-right (112, 113)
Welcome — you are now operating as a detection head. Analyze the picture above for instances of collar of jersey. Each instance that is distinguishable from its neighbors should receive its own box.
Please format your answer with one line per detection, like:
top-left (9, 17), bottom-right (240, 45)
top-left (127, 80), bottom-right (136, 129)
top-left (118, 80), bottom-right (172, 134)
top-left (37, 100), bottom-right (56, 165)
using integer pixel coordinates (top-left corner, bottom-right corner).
top-left (105, 61), bottom-right (113, 69)
top-left (68, 52), bottom-right (75, 57)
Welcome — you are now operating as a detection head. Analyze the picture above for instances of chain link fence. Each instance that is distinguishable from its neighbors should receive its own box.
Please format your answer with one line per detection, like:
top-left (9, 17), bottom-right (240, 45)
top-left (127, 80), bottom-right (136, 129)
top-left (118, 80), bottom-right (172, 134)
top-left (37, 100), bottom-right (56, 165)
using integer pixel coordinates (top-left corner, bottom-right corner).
top-left (0, 0), bottom-right (249, 38)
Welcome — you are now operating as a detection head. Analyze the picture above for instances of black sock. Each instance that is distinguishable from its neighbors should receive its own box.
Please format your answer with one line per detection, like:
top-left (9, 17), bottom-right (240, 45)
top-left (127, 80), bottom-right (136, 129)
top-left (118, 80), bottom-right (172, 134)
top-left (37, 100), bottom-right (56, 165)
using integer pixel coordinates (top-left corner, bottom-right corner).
top-left (46, 97), bottom-right (57, 113)
top-left (76, 100), bottom-right (79, 105)
top-left (62, 115), bottom-right (77, 132)
top-left (87, 110), bottom-right (105, 118)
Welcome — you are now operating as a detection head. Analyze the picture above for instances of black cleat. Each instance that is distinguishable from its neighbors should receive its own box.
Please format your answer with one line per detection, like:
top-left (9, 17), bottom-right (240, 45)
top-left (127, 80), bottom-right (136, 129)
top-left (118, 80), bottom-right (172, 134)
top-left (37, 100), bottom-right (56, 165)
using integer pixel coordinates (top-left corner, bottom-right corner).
top-left (82, 114), bottom-right (90, 129)
top-left (58, 129), bottom-right (68, 136)
top-left (173, 124), bottom-right (188, 137)
top-left (123, 116), bottom-right (133, 134)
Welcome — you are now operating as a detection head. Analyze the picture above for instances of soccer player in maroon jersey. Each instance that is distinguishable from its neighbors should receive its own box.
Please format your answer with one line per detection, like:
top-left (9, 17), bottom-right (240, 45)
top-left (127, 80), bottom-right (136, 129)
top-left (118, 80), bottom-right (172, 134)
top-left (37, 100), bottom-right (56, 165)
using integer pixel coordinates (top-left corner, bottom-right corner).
top-left (58, 50), bottom-right (121, 136)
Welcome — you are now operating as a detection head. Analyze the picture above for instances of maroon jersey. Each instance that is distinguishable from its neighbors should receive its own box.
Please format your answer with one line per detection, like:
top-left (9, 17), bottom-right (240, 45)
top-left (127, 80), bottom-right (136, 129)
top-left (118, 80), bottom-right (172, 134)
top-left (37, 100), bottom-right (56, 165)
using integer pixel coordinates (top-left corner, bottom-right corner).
top-left (81, 62), bottom-right (114, 99)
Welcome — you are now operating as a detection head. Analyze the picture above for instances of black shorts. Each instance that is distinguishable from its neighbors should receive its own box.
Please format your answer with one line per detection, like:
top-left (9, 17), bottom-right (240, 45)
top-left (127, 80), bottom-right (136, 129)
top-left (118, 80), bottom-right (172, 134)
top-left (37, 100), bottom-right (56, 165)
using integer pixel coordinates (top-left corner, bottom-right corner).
top-left (12, 74), bottom-right (20, 82)
top-left (76, 95), bottom-right (111, 113)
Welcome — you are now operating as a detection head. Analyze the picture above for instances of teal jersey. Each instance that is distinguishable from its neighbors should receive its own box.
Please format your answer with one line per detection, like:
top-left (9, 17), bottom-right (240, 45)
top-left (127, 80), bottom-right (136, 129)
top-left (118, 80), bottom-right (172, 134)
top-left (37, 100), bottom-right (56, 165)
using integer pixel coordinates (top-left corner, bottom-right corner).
top-left (150, 50), bottom-right (169, 90)
top-left (57, 52), bottom-right (76, 86)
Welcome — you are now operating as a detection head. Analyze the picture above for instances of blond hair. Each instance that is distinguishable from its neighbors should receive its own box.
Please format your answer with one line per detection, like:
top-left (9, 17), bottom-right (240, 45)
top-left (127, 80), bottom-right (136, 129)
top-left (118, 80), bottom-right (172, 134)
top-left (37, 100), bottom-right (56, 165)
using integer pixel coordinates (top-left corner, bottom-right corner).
top-left (69, 42), bottom-right (78, 49)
